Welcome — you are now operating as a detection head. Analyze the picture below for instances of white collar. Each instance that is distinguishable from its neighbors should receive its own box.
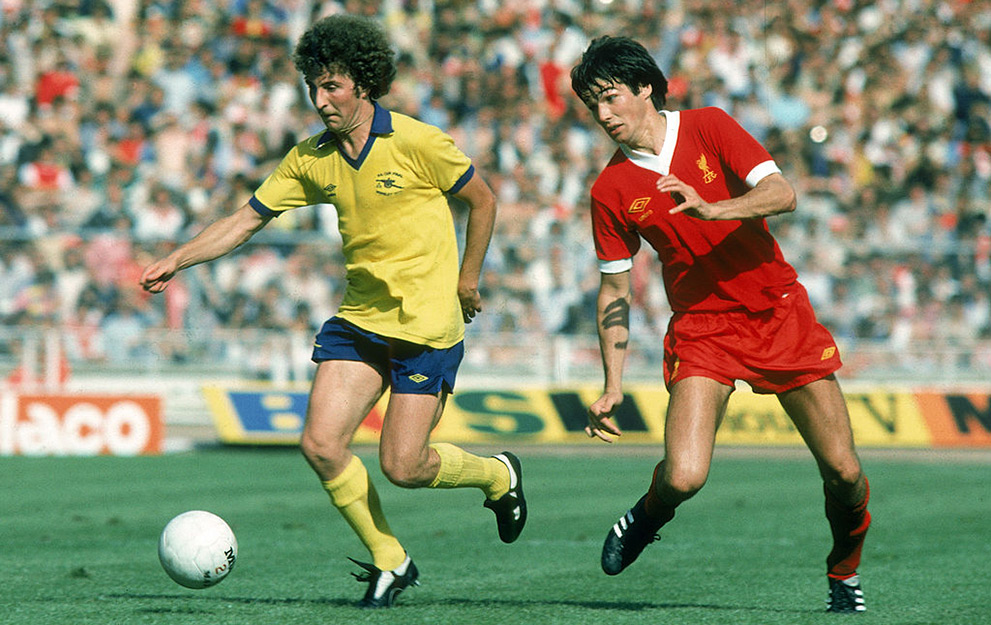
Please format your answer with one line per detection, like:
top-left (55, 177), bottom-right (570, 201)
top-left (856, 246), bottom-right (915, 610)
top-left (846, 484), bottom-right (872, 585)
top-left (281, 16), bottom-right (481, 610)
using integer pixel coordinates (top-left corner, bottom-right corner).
top-left (619, 110), bottom-right (680, 175)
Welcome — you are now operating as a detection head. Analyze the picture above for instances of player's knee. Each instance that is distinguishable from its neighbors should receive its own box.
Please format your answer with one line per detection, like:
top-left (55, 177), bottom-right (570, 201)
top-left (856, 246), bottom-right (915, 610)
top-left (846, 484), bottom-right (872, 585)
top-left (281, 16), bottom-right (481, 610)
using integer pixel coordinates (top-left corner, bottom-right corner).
top-left (662, 468), bottom-right (707, 502)
top-left (300, 433), bottom-right (347, 472)
top-left (822, 459), bottom-right (863, 492)
top-left (380, 454), bottom-right (429, 489)
top-left (299, 432), bottom-right (321, 462)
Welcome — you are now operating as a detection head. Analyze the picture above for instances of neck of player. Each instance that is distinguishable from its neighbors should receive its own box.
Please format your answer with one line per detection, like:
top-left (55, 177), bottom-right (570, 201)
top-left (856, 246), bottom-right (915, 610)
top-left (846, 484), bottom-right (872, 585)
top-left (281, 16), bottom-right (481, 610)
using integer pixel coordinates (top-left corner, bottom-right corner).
top-left (333, 101), bottom-right (376, 157)
top-left (625, 110), bottom-right (667, 155)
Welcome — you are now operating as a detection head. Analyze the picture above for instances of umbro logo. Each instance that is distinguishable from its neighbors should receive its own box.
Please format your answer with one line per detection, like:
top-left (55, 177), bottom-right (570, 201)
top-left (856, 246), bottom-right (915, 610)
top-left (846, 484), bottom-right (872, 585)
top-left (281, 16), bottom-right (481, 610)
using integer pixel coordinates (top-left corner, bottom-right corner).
top-left (628, 197), bottom-right (650, 213)
top-left (323, 183), bottom-right (337, 197)
top-left (628, 197), bottom-right (654, 221)
top-left (408, 374), bottom-right (428, 383)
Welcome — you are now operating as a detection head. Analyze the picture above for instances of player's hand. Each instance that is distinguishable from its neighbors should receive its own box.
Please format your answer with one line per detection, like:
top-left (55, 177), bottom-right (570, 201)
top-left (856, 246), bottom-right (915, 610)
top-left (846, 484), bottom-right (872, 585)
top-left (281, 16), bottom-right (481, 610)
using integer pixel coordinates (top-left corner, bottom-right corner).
top-left (586, 391), bottom-right (624, 443)
top-left (457, 282), bottom-right (482, 324)
top-left (658, 174), bottom-right (719, 220)
top-left (140, 258), bottom-right (179, 293)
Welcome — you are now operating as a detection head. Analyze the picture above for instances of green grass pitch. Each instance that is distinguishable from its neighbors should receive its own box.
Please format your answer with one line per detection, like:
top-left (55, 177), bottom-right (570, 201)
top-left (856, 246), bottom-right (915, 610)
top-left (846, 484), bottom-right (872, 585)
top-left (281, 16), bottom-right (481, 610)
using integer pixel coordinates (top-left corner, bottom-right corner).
top-left (3, 446), bottom-right (989, 624)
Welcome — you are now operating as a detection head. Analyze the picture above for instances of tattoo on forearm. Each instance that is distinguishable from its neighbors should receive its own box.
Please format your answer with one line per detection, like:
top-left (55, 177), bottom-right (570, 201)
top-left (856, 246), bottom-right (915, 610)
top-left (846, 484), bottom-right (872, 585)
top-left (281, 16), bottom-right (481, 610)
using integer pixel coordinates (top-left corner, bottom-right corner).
top-left (602, 298), bottom-right (629, 330)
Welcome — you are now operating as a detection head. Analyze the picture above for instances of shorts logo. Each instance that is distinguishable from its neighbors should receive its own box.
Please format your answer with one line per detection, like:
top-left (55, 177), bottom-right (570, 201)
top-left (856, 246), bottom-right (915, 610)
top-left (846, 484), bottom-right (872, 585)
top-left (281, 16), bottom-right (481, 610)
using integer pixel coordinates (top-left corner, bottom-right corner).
top-left (697, 154), bottom-right (717, 184)
top-left (821, 346), bottom-right (836, 360)
top-left (408, 374), bottom-right (429, 383)
top-left (671, 358), bottom-right (680, 378)
top-left (628, 197), bottom-right (651, 213)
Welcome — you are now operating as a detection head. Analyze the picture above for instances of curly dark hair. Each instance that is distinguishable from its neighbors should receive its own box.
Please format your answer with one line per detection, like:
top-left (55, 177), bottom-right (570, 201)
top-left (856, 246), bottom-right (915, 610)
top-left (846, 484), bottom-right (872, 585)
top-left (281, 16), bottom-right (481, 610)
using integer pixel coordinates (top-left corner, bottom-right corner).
top-left (292, 15), bottom-right (396, 100)
top-left (570, 36), bottom-right (668, 109)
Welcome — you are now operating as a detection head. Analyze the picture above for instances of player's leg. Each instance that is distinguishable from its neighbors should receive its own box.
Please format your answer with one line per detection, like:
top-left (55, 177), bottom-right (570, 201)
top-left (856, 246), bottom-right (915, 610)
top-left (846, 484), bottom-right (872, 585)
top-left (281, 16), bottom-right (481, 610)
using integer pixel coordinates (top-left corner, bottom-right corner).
top-left (377, 338), bottom-right (526, 543)
top-left (377, 390), bottom-right (446, 488)
top-left (654, 375), bottom-right (734, 507)
top-left (378, 391), bottom-right (507, 496)
top-left (300, 359), bottom-right (410, 576)
top-left (778, 375), bottom-right (870, 612)
top-left (300, 359), bottom-right (384, 481)
top-left (602, 376), bottom-right (732, 574)
top-left (378, 390), bottom-right (526, 543)
top-left (379, 391), bottom-right (504, 492)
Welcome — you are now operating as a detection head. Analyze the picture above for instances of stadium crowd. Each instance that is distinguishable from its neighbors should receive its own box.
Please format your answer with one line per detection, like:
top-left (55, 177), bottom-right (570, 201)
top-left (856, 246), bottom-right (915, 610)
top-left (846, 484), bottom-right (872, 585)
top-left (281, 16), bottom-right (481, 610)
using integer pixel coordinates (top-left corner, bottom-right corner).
top-left (0, 0), bottom-right (989, 375)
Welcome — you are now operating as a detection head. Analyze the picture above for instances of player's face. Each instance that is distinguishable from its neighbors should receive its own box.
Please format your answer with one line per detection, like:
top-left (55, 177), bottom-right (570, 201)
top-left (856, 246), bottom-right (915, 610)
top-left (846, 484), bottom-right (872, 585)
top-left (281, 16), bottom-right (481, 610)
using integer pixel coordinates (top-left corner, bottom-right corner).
top-left (306, 69), bottom-right (371, 135)
top-left (582, 80), bottom-right (655, 147)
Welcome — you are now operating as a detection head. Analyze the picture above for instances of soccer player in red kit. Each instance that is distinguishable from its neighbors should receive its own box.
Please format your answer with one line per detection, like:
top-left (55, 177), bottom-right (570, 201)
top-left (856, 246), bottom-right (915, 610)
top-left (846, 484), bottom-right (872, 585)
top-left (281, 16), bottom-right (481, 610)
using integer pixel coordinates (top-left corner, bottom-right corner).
top-left (570, 36), bottom-right (871, 613)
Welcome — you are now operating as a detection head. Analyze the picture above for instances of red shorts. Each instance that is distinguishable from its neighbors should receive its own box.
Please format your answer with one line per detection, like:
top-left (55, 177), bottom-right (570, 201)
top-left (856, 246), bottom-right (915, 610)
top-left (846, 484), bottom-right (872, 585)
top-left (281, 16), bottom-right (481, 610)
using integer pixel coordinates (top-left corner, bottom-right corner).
top-left (663, 284), bottom-right (841, 394)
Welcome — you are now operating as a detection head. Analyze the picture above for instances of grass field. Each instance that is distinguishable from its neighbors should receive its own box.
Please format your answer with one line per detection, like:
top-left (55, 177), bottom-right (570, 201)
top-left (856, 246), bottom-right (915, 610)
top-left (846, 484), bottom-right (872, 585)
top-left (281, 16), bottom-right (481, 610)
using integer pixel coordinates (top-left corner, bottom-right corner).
top-left (3, 445), bottom-right (990, 624)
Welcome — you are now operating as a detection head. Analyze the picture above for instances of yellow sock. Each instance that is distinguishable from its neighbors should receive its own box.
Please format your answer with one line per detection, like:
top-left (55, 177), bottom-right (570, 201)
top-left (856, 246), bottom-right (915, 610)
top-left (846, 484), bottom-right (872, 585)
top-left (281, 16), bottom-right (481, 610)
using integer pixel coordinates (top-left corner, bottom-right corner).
top-left (322, 455), bottom-right (406, 571)
top-left (428, 442), bottom-right (510, 500)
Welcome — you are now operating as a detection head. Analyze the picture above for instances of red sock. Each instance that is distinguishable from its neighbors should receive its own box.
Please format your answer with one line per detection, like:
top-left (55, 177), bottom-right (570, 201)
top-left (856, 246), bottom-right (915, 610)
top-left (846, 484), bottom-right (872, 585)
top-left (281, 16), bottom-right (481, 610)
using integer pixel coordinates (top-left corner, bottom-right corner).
top-left (643, 461), bottom-right (677, 526)
top-left (825, 476), bottom-right (871, 580)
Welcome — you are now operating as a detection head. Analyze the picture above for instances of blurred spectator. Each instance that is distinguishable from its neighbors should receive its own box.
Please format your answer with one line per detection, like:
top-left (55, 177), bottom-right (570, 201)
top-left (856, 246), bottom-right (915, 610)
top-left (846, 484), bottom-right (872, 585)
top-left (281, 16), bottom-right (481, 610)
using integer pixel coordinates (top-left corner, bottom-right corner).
top-left (18, 141), bottom-right (73, 192)
top-left (0, 0), bottom-right (988, 379)
top-left (35, 58), bottom-right (79, 109)
top-left (99, 292), bottom-right (152, 363)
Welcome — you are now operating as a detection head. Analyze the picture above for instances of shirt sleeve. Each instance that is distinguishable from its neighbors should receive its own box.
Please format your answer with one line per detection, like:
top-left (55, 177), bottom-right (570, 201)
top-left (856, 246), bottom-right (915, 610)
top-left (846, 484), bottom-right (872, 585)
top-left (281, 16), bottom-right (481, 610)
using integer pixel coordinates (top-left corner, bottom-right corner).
top-left (411, 125), bottom-right (474, 193)
top-left (590, 194), bottom-right (639, 270)
top-left (251, 146), bottom-right (323, 217)
top-left (702, 107), bottom-right (780, 188)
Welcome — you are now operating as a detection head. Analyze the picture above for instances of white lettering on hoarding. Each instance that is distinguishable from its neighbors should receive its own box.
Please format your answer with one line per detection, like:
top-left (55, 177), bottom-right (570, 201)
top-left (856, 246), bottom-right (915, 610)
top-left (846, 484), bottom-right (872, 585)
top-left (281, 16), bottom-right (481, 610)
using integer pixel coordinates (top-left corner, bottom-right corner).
top-left (1, 397), bottom-right (154, 456)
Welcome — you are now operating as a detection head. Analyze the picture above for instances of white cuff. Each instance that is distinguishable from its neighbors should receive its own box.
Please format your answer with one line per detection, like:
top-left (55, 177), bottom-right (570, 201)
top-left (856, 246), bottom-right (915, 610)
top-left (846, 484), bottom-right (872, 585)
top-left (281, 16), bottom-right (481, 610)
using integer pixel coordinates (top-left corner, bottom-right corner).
top-left (598, 257), bottom-right (634, 274)
top-left (745, 160), bottom-right (781, 187)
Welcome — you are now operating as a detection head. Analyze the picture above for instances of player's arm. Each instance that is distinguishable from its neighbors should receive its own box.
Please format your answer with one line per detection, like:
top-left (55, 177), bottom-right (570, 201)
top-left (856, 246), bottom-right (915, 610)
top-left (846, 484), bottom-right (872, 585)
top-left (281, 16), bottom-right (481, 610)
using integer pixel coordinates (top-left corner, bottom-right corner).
top-left (140, 203), bottom-right (271, 292)
top-left (586, 269), bottom-right (632, 443)
top-left (451, 173), bottom-right (496, 323)
top-left (661, 172), bottom-right (796, 221)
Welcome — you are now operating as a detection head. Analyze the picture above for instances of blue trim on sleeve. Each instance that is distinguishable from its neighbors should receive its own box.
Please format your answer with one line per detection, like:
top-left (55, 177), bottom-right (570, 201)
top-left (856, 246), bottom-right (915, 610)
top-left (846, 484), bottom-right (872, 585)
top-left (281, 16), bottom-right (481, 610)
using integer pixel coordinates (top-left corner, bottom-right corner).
top-left (447, 164), bottom-right (475, 195)
top-left (249, 195), bottom-right (280, 218)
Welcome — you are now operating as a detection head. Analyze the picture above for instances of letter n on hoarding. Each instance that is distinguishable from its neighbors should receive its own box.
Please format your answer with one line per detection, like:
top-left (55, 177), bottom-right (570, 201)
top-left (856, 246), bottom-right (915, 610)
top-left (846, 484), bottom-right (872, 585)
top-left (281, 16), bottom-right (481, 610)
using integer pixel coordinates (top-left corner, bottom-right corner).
top-left (946, 395), bottom-right (991, 435)
top-left (549, 392), bottom-right (648, 433)
top-left (915, 392), bottom-right (991, 448)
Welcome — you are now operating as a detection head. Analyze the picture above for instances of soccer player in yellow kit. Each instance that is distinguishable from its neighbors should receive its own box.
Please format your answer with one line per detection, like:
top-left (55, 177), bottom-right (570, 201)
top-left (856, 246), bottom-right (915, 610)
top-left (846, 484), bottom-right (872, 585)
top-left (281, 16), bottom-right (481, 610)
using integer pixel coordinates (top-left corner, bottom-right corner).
top-left (140, 15), bottom-right (526, 608)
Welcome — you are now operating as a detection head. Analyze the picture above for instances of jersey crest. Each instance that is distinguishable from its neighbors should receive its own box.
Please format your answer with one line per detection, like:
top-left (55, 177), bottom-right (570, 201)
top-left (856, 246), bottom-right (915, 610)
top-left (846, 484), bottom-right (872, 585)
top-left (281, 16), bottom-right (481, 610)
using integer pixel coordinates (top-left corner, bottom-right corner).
top-left (696, 153), bottom-right (717, 184)
top-left (375, 171), bottom-right (405, 196)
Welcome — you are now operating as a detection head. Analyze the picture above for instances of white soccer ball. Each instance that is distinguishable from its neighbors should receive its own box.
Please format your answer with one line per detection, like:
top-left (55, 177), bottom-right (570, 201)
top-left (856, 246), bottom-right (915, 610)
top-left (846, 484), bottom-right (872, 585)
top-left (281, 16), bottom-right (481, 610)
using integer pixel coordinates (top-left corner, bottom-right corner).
top-left (158, 510), bottom-right (238, 589)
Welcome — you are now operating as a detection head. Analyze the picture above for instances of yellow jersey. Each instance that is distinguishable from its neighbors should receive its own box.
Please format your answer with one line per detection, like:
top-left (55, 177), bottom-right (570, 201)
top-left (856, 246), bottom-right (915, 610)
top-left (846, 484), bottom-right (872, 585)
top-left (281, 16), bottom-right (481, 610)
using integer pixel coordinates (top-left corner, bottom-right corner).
top-left (250, 103), bottom-right (474, 348)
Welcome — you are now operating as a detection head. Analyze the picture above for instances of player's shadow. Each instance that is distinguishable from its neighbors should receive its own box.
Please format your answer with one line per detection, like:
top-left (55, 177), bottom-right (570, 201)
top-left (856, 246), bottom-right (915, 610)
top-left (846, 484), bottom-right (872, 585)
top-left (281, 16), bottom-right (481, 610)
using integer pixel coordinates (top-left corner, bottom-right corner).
top-left (422, 597), bottom-right (809, 614)
top-left (111, 592), bottom-right (808, 614)
top-left (111, 592), bottom-right (356, 609)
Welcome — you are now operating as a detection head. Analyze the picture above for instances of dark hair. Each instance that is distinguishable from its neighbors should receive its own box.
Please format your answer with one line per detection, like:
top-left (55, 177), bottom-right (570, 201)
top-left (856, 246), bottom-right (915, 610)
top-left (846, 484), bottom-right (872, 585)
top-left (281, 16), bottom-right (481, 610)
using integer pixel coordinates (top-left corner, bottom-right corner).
top-left (570, 36), bottom-right (668, 109)
top-left (292, 15), bottom-right (396, 100)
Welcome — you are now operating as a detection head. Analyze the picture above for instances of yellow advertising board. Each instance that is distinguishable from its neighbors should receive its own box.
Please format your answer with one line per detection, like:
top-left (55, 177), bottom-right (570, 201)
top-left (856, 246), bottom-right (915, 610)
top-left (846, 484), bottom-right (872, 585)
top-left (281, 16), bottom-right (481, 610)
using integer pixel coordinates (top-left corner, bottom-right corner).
top-left (204, 384), bottom-right (991, 449)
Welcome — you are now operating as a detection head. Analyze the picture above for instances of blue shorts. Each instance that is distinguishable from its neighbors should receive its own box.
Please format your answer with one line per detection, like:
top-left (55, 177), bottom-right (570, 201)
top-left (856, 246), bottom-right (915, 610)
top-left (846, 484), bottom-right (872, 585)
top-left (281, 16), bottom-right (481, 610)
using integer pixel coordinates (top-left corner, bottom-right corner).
top-left (311, 317), bottom-right (464, 395)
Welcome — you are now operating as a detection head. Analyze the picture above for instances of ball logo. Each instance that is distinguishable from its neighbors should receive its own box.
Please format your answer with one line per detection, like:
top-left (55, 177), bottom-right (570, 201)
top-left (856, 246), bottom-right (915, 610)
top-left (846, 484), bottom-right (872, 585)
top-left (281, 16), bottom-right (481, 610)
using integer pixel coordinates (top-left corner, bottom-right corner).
top-left (216, 547), bottom-right (237, 575)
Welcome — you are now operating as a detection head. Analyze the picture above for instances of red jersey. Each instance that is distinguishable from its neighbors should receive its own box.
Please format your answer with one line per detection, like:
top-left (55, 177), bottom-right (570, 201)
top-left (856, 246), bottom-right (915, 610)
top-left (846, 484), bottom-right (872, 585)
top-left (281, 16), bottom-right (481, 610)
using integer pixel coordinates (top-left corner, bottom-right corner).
top-left (590, 107), bottom-right (798, 313)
